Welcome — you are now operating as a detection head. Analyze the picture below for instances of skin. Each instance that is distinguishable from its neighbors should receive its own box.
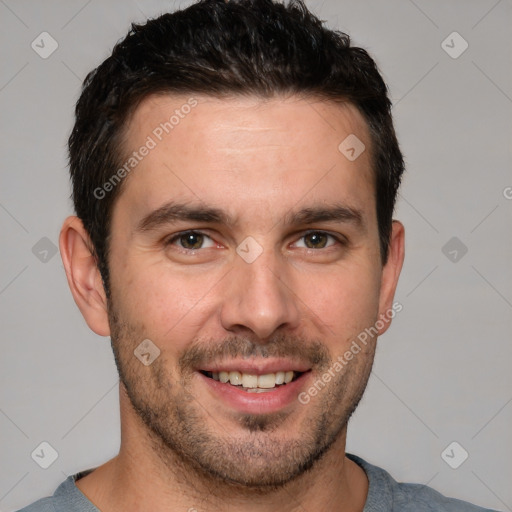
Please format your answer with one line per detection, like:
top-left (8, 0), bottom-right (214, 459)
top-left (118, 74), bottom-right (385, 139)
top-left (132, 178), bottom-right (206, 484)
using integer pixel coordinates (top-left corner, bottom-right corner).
top-left (60, 94), bottom-right (405, 512)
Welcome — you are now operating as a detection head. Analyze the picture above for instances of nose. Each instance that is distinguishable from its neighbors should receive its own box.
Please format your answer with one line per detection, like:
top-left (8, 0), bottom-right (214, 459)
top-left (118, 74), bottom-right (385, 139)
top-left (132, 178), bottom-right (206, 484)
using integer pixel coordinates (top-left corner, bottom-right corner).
top-left (219, 249), bottom-right (301, 341)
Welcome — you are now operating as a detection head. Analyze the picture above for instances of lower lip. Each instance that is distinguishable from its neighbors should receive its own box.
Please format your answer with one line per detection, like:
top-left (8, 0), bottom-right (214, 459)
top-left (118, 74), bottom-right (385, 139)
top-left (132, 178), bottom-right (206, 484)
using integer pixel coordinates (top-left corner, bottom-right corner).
top-left (198, 371), bottom-right (311, 415)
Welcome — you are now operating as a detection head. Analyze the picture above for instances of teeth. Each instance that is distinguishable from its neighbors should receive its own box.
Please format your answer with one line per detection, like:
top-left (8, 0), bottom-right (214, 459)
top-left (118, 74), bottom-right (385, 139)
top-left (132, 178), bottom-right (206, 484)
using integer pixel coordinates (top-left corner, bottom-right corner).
top-left (229, 371), bottom-right (242, 385)
top-left (241, 373), bottom-right (258, 388)
top-left (275, 371), bottom-right (285, 385)
top-left (208, 370), bottom-right (298, 389)
top-left (258, 373), bottom-right (276, 389)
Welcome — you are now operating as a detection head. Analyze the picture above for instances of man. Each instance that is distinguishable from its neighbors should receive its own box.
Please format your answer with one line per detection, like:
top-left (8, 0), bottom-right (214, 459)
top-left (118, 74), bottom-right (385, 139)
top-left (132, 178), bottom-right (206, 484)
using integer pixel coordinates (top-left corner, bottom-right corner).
top-left (17, 0), bottom-right (497, 510)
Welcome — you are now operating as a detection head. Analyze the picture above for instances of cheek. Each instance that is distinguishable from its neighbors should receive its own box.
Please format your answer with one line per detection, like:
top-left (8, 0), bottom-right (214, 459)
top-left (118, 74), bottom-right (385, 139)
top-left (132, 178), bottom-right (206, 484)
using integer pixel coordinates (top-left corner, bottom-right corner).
top-left (295, 263), bottom-right (382, 341)
top-left (112, 259), bottom-right (220, 343)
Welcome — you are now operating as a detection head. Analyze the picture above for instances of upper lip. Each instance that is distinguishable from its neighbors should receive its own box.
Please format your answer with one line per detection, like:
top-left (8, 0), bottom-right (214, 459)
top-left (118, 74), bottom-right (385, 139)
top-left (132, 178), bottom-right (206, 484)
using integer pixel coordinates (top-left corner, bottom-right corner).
top-left (198, 359), bottom-right (311, 375)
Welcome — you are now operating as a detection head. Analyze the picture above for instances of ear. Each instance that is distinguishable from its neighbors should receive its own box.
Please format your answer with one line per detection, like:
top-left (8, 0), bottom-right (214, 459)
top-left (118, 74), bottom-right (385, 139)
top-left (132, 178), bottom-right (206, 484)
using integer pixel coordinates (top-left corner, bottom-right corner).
top-left (59, 216), bottom-right (110, 336)
top-left (377, 220), bottom-right (405, 335)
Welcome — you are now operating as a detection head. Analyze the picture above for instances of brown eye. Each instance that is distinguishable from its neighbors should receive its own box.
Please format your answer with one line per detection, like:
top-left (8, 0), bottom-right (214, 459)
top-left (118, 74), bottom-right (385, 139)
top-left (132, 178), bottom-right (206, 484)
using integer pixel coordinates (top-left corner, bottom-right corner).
top-left (303, 232), bottom-right (330, 249)
top-left (179, 232), bottom-right (205, 249)
top-left (167, 231), bottom-right (215, 250)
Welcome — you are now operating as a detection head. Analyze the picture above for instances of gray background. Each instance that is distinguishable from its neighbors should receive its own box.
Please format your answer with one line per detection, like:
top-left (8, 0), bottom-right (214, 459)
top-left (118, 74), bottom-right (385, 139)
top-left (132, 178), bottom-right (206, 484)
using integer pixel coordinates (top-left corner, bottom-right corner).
top-left (1, 0), bottom-right (511, 510)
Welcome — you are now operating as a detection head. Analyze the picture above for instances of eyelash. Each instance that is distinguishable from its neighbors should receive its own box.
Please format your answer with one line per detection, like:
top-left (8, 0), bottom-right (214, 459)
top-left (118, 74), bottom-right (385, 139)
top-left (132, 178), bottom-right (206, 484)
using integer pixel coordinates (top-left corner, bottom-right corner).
top-left (165, 230), bottom-right (346, 251)
top-left (295, 230), bottom-right (345, 249)
top-left (165, 231), bottom-right (214, 250)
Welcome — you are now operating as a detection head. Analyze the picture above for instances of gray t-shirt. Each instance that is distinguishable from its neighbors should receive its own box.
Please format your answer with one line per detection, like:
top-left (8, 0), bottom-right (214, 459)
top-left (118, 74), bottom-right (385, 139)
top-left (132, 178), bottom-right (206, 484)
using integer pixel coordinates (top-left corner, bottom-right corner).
top-left (16, 454), bottom-right (499, 511)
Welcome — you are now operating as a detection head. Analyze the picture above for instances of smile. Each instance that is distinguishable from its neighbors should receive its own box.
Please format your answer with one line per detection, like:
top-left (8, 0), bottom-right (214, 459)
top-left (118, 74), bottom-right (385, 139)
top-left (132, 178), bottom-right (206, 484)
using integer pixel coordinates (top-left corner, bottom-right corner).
top-left (200, 370), bottom-right (302, 392)
top-left (197, 360), bottom-right (312, 413)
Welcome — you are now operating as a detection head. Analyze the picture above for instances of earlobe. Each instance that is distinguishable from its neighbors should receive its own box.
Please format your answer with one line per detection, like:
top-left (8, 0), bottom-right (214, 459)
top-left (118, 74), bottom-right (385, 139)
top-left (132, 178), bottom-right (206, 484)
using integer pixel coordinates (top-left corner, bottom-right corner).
top-left (59, 216), bottom-right (111, 337)
top-left (377, 220), bottom-right (405, 336)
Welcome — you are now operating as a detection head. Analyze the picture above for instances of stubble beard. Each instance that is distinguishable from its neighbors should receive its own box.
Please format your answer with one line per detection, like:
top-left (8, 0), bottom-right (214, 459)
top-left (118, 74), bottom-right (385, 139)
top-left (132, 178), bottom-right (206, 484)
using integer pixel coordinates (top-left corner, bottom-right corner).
top-left (107, 299), bottom-right (376, 491)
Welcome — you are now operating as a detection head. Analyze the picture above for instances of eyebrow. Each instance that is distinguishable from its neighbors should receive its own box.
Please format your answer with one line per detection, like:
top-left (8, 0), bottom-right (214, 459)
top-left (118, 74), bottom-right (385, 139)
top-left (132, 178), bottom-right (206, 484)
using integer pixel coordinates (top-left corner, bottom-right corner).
top-left (136, 202), bottom-right (231, 232)
top-left (284, 205), bottom-right (364, 229)
top-left (135, 201), bottom-right (365, 233)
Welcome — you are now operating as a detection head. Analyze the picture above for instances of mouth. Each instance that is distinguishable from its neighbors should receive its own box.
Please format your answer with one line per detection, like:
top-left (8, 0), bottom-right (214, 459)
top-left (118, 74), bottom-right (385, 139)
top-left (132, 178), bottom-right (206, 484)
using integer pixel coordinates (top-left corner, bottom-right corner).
top-left (197, 363), bottom-right (312, 415)
top-left (199, 370), bottom-right (304, 393)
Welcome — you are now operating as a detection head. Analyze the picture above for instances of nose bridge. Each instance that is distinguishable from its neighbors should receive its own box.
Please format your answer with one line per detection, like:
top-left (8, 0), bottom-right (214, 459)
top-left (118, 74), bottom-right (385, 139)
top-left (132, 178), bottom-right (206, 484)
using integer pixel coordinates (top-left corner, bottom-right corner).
top-left (219, 246), bottom-right (300, 340)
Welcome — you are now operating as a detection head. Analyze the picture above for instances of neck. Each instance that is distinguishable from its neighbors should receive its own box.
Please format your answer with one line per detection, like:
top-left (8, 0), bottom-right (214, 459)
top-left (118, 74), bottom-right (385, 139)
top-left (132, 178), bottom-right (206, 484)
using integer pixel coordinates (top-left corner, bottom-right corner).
top-left (76, 386), bottom-right (368, 512)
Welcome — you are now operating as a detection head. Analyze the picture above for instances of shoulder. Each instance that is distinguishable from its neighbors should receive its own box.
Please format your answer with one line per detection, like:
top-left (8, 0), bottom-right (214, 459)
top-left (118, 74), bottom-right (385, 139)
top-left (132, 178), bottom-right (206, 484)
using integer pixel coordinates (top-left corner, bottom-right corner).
top-left (391, 482), bottom-right (498, 512)
top-left (15, 496), bottom-right (57, 512)
top-left (347, 453), bottom-right (499, 512)
top-left (15, 470), bottom-right (99, 512)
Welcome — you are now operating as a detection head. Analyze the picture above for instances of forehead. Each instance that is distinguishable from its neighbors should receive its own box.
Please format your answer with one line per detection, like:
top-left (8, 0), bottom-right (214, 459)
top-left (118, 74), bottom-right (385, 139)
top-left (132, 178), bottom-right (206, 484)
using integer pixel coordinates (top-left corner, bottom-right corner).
top-left (116, 93), bottom-right (375, 225)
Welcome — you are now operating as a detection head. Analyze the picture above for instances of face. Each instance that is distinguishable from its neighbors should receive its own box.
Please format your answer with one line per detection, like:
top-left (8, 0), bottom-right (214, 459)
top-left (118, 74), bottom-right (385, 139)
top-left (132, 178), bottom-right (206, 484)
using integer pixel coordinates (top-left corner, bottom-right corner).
top-left (105, 94), bottom-right (399, 487)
